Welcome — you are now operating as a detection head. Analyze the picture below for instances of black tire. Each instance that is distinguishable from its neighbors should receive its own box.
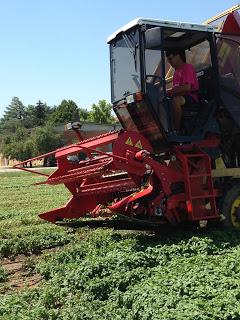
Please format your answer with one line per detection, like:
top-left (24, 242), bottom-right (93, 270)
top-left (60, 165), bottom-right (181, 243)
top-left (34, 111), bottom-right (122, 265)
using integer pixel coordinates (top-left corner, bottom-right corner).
top-left (222, 183), bottom-right (240, 229)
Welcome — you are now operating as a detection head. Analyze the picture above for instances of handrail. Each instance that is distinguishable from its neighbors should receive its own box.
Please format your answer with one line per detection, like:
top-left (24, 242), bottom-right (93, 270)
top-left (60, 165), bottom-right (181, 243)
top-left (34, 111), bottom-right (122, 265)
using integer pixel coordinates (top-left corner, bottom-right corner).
top-left (203, 4), bottom-right (240, 25)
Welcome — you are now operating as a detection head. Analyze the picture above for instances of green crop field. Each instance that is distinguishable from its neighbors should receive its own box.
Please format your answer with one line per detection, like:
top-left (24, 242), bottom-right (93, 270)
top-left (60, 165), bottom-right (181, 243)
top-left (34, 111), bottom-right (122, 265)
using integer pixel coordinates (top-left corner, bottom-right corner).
top-left (1, 171), bottom-right (240, 319)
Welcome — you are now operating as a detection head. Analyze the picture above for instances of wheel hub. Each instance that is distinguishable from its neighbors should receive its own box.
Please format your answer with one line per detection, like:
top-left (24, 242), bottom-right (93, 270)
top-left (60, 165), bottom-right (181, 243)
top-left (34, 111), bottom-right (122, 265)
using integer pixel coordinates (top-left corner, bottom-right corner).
top-left (231, 198), bottom-right (240, 228)
top-left (235, 207), bottom-right (240, 221)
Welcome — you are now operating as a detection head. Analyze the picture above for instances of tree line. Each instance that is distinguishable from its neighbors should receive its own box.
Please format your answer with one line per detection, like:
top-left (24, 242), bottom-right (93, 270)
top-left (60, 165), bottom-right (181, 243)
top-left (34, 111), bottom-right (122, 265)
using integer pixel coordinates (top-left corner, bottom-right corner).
top-left (0, 97), bottom-right (117, 164)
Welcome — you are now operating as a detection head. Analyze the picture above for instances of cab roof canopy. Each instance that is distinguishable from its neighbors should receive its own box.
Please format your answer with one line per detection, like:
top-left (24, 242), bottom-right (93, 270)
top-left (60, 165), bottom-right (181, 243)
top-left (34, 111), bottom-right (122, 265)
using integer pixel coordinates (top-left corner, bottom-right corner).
top-left (107, 18), bottom-right (215, 43)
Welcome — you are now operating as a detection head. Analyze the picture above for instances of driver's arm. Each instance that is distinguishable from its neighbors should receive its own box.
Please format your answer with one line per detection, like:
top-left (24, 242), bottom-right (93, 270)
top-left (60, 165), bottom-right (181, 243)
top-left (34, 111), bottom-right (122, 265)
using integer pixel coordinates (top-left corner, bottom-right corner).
top-left (168, 84), bottom-right (191, 97)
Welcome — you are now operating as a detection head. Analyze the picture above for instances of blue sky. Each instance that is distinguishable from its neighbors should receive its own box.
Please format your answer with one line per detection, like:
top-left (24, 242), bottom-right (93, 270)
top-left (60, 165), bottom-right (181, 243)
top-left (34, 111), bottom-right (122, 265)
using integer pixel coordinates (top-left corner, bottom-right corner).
top-left (0, 0), bottom-right (237, 117)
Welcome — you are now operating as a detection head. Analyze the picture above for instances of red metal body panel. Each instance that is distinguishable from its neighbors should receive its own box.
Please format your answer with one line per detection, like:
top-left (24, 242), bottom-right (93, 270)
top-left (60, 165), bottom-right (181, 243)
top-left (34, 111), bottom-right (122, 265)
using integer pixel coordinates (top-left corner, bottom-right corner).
top-left (222, 11), bottom-right (240, 34)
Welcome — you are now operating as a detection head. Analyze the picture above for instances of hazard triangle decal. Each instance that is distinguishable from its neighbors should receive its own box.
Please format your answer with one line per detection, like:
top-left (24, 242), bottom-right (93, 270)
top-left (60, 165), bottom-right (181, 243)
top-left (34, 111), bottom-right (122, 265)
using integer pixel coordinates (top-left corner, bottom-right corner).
top-left (135, 140), bottom-right (142, 149)
top-left (125, 137), bottom-right (133, 146)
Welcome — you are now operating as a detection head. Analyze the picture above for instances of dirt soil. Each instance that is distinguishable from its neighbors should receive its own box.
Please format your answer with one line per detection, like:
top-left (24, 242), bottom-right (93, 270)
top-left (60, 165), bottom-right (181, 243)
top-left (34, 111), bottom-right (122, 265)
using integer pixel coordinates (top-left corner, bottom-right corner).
top-left (0, 254), bottom-right (42, 293)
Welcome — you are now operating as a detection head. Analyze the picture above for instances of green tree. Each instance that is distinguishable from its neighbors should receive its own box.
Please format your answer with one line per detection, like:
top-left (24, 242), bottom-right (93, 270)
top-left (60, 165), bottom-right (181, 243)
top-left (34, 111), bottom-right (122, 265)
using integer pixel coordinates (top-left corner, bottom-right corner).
top-left (1, 127), bottom-right (33, 162)
top-left (31, 126), bottom-right (62, 154)
top-left (3, 97), bottom-right (26, 122)
top-left (0, 124), bottom-right (63, 164)
top-left (90, 100), bottom-right (115, 124)
top-left (25, 100), bottom-right (53, 127)
top-left (79, 107), bottom-right (91, 122)
top-left (31, 125), bottom-right (64, 166)
top-left (0, 118), bottom-right (23, 134)
top-left (35, 100), bottom-right (46, 124)
top-left (50, 100), bottom-right (79, 124)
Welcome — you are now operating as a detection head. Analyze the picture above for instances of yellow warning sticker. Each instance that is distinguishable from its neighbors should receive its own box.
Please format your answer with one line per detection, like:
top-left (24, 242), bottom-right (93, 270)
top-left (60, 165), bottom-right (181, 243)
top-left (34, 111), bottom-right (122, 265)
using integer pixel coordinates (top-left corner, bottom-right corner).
top-left (125, 137), bottom-right (133, 146)
top-left (135, 140), bottom-right (143, 149)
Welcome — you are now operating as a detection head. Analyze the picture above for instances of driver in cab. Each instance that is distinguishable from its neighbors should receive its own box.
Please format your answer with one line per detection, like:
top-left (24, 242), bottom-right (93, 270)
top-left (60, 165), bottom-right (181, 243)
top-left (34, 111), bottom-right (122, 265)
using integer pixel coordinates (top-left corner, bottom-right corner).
top-left (166, 48), bottom-right (199, 132)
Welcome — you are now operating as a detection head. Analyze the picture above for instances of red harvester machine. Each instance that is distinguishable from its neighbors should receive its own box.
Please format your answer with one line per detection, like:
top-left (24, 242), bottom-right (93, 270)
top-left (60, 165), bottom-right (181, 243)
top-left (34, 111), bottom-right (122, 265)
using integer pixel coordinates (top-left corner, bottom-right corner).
top-left (14, 5), bottom-right (240, 229)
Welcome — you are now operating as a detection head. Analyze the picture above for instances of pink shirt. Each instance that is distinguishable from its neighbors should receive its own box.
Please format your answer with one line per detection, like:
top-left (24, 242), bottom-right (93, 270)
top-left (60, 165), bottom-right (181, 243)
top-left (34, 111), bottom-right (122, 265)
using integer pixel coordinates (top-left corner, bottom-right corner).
top-left (173, 63), bottom-right (199, 101)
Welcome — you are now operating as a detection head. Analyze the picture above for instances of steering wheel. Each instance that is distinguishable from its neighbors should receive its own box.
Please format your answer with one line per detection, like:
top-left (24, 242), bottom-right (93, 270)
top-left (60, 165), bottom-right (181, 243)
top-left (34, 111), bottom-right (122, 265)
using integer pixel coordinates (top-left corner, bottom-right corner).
top-left (145, 74), bottom-right (163, 86)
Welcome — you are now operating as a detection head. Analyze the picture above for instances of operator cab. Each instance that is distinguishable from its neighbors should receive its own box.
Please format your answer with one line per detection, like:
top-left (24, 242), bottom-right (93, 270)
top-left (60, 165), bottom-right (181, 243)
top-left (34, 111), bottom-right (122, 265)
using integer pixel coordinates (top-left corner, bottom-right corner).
top-left (107, 18), bottom-right (240, 150)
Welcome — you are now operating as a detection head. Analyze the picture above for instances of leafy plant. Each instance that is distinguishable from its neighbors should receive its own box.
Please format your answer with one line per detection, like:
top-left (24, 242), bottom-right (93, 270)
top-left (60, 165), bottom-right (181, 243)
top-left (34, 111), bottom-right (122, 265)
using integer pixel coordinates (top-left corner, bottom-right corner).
top-left (0, 267), bottom-right (7, 283)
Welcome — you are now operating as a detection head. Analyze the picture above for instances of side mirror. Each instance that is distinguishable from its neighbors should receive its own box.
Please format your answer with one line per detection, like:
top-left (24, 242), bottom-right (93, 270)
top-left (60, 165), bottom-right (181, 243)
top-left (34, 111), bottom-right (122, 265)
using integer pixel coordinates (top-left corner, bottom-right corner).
top-left (145, 27), bottom-right (162, 49)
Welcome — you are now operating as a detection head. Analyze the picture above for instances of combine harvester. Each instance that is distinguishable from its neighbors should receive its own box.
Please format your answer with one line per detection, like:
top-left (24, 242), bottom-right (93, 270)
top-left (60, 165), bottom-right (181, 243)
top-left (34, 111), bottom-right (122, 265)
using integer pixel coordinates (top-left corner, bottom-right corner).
top-left (15, 5), bottom-right (240, 229)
